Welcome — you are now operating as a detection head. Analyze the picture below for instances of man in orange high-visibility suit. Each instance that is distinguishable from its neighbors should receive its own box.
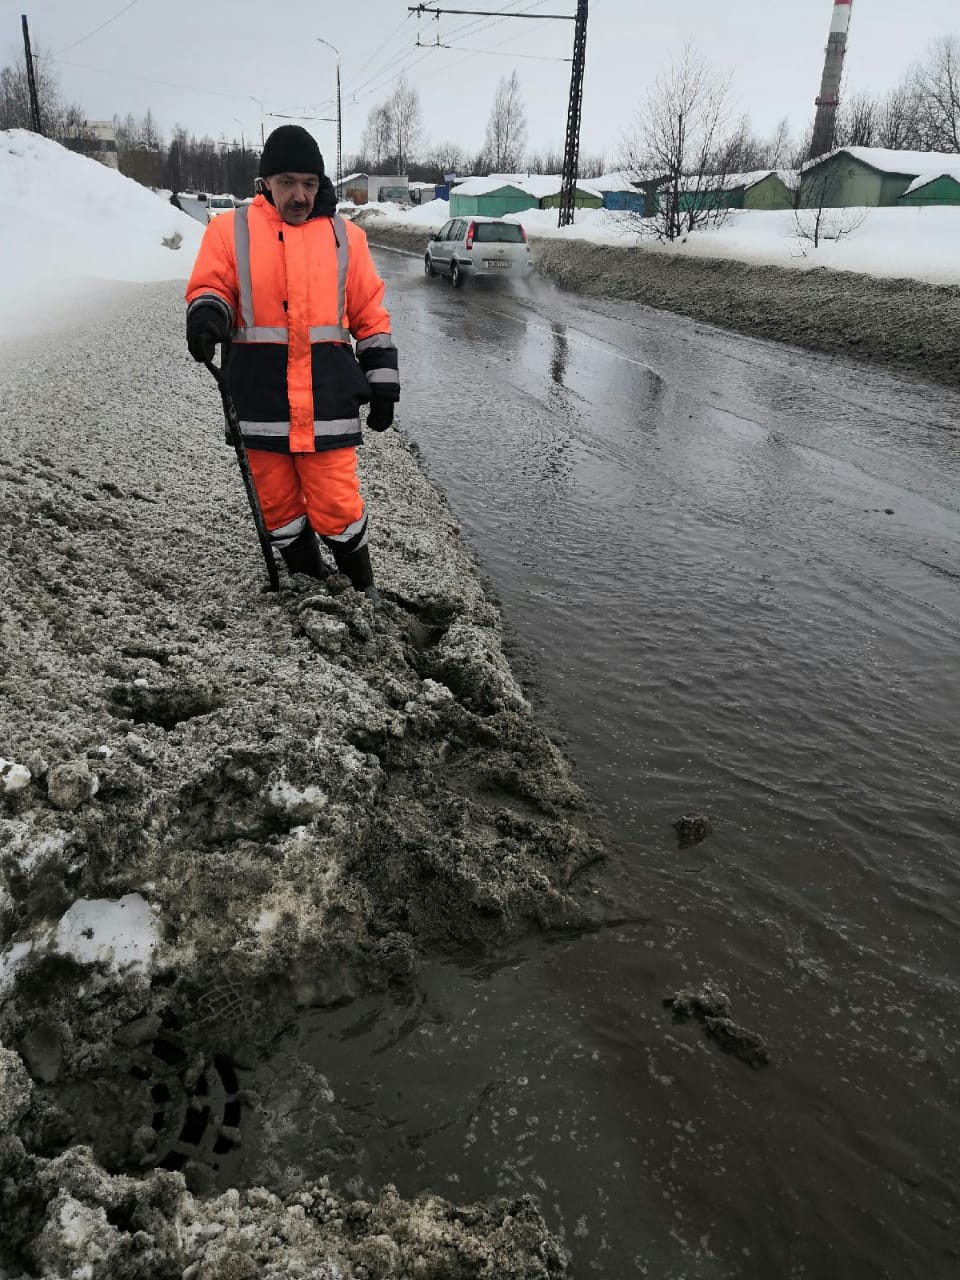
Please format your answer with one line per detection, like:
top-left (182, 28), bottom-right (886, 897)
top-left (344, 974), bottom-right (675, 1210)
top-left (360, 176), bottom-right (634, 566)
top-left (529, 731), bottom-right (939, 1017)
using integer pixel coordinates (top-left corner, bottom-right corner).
top-left (185, 125), bottom-right (399, 597)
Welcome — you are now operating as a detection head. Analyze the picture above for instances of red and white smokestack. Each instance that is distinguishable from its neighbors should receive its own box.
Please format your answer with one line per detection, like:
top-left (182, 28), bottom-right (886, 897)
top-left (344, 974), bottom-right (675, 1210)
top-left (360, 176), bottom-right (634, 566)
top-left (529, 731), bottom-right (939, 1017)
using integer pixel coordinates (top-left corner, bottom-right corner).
top-left (830, 0), bottom-right (853, 35)
top-left (810, 0), bottom-right (854, 159)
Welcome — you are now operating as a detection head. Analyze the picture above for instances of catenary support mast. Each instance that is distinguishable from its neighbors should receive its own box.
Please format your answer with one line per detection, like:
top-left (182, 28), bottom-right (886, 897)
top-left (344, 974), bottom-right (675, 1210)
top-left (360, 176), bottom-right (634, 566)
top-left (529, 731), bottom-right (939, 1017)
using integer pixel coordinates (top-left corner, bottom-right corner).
top-left (409, 5), bottom-right (586, 223)
top-left (558, 0), bottom-right (588, 227)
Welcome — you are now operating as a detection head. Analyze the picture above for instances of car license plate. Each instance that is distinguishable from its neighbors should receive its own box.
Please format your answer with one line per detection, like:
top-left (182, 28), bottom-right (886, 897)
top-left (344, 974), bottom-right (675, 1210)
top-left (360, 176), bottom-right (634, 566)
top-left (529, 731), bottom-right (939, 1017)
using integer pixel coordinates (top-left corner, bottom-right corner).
top-left (484, 259), bottom-right (509, 268)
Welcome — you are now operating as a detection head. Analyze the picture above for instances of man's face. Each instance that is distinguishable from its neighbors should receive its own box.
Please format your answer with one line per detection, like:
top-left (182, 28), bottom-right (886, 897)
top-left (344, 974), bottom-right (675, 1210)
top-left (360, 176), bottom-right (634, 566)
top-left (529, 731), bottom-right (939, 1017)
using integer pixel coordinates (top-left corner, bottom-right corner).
top-left (264, 171), bottom-right (320, 224)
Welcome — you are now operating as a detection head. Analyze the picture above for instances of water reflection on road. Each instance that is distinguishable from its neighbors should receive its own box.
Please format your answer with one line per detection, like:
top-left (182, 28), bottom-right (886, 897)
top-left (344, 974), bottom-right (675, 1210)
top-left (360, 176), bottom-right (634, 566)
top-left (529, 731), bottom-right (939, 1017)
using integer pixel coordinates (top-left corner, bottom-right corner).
top-left (291, 252), bottom-right (960, 1278)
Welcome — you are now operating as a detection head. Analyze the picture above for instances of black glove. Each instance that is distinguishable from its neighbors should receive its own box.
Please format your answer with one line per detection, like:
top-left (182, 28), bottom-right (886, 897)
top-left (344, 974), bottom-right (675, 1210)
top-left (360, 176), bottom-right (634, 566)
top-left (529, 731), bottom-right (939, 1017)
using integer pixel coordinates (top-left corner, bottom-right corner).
top-left (186, 303), bottom-right (230, 363)
top-left (367, 399), bottom-right (395, 432)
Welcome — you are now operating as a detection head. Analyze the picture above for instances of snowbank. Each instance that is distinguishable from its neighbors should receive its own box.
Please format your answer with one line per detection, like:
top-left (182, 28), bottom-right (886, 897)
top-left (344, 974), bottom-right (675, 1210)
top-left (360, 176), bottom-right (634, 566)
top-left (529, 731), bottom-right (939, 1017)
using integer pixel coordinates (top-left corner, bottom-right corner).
top-left (507, 205), bottom-right (960, 286)
top-left (0, 129), bottom-right (203, 339)
top-left (627, 205), bottom-right (960, 286)
top-left (363, 196), bottom-right (960, 287)
top-left (357, 196), bottom-right (452, 228)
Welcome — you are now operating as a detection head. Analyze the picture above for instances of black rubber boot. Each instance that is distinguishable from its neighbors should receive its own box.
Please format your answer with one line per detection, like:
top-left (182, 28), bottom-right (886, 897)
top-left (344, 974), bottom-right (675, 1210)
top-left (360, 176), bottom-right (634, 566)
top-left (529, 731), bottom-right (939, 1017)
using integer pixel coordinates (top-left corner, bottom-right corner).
top-left (331, 543), bottom-right (379, 601)
top-left (280, 527), bottom-right (328, 580)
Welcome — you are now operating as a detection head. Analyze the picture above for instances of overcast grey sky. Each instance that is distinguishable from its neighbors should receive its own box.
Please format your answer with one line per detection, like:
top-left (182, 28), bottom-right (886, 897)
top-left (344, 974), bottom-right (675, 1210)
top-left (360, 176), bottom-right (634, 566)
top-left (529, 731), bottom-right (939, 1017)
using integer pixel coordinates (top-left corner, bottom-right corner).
top-left (6, 0), bottom-right (958, 164)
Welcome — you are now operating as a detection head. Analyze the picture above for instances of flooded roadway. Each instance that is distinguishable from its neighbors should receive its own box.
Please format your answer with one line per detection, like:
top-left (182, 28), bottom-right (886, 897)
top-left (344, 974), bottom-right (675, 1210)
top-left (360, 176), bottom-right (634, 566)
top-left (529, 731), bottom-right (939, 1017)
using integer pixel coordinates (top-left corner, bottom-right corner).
top-left (247, 252), bottom-right (960, 1278)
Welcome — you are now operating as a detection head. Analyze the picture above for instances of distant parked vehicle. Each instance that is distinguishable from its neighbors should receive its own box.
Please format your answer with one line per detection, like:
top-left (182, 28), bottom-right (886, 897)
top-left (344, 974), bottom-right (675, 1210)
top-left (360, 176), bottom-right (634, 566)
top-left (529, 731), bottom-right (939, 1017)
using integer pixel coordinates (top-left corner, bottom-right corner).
top-left (424, 217), bottom-right (532, 288)
top-left (206, 195), bottom-right (236, 222)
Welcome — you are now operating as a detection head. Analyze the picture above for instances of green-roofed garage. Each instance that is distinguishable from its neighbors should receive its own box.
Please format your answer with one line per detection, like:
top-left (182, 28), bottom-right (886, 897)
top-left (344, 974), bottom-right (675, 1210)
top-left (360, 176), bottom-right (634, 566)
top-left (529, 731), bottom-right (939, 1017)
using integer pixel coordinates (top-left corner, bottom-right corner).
top-left (449, 183), bottom-right (538, 218)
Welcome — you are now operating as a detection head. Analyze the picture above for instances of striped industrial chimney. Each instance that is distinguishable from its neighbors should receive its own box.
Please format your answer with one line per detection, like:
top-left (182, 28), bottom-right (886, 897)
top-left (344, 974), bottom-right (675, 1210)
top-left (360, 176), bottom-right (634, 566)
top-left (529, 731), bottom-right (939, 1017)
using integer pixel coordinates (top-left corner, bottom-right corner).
top-left (810, 0), bottom-right (854, 159)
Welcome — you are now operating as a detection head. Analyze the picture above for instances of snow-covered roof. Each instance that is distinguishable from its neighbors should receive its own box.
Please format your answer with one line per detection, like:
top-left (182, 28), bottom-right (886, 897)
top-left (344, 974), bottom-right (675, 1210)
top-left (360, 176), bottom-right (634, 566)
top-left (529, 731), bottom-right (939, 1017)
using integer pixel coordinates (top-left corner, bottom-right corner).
top-left (516, 175), bottom-right (602, 199)
top-left (686, 170), bottom-right (803, 192)
top-left (451, 173), bottom-right (602, 199)
top-left (904, 165), bottom-right (960, 194)
top-left (587, 170), bottom-right (644, 192)
top-left (741, 169), bottom-right (795, 190)
top-left (336, 172), bottom-right (368, 187)
top-left (675, 169), bottom-right (795, 194)
top-left (449, 176), bottom-right (530, 196)
top-left (802, 146), bottom-right (960, 176)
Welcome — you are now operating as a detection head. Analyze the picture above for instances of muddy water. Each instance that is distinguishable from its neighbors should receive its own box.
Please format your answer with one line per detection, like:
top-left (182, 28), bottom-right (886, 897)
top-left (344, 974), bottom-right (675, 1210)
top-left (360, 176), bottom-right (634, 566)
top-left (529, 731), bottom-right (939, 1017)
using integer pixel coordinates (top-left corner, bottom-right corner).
top-left (236, 255), bottom-right (960, 1278)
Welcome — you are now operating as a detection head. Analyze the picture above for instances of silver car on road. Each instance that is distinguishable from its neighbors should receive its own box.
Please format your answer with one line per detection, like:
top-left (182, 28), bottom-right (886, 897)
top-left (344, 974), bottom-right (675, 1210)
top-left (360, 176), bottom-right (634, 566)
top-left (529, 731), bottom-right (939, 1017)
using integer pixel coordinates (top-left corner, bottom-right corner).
top-left (425, 217), bottom-right (532, 288)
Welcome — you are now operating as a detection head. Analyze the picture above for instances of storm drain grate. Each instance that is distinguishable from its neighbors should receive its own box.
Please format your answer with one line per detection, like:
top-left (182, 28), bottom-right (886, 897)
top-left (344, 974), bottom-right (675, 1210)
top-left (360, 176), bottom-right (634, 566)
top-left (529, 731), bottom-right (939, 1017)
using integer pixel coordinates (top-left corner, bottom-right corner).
top-left (127, 1030), bottom-right (244, 1180)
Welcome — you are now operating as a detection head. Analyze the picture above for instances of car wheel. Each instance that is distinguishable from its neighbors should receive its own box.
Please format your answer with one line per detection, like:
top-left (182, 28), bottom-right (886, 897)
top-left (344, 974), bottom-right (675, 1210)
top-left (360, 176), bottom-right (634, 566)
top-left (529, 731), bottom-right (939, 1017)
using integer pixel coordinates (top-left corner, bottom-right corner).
top-left (450, 261), bottom-right (463, 289)
top-left (424, 254), bottom-right (435, 277)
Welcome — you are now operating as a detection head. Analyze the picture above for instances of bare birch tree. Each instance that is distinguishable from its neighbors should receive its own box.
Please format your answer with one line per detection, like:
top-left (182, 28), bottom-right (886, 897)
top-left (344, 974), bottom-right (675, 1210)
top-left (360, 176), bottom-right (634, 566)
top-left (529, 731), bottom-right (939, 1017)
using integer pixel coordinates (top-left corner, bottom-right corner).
top-left (428, 140), bottom-right (466, 178)
top-left (578, 152), bottom-right (606, 177)
top-left (387, 75), bottom-right (423, 173)
top-left (361, 104), bottom-right (393, 170)
top-left (525, 148), bottom-right (564, 176)
top-left (913, 35), bottom-right (960, 151)
top-left (764, 116), bottom-right (793, 168)
top-left (836, 91), bottom-right (879, 147)
top-left (876, 80), bottom-right (924, 149)
top-left (719, 114), bottom-right (767, 174)
top-left (622, 44), bottom-right (736, 241)
top-left (718, 114), bottom-right (794, 173)
top-left (483, 70), bottom-right (527, 173)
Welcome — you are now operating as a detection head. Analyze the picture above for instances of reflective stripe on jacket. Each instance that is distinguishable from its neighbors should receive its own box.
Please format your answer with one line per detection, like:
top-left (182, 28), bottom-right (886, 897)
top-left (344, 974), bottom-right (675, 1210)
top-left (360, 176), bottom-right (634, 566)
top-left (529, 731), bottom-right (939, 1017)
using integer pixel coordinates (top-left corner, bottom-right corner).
top-left (185, 194), bottom-right (399, 454)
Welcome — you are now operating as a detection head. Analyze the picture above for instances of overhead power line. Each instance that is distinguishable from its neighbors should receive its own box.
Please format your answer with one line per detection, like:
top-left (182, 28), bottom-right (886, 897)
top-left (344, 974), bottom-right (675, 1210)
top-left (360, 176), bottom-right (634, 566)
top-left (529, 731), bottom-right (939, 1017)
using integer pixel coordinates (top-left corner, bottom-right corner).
top-left (346, 0), bottom-right (548, 104)
top-left (56, 0), bottom-right (145, 56)
top-left (416, 0), bottom-right (554, 46)
top-left (343, 13), bottom-right (415, 83)
top-left (267, 112), bottom-right (337, 122)
top-left (54, 58), bottom-right (262, 103)
top-left (383, 9), bottom-right (560, 107)
top-left (416, 41), bottom-right (570, 61)
top-left (346, 47), bottom-right (438, 105)
top-left (345, 0), bottom-right (533, 100)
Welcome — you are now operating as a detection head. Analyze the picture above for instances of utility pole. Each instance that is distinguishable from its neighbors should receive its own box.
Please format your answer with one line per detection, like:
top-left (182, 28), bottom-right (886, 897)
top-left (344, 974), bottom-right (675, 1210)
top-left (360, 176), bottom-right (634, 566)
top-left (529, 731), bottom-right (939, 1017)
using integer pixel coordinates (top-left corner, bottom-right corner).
top-left (317, 38), bottom-right (343, 197)
top-left (336, 63), bottom-right (342, 195)
top-left (408, 4), bottom-right (584, 224)
top-left (558, 0), bottom-right (587, 228)
top-left (250, 97), bottom-right (265, 147)
top-left (21, 14), bottom-right (43, 135)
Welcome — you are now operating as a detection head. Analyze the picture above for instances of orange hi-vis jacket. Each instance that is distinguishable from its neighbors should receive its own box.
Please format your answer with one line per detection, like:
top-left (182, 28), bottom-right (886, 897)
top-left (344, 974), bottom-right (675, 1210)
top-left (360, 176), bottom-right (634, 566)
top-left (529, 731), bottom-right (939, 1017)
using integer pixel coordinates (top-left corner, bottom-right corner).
top-left (186, 193), bottom-right (399, 454)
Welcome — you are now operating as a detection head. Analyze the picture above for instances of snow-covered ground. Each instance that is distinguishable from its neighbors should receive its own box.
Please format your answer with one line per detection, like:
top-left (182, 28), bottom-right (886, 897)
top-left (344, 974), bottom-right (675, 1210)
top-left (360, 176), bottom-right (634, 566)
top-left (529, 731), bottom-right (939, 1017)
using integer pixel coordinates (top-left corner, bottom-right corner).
top-left (0, 129), bottom-right (202, 340)
top-left (364, 195), bottom-right (960, 286)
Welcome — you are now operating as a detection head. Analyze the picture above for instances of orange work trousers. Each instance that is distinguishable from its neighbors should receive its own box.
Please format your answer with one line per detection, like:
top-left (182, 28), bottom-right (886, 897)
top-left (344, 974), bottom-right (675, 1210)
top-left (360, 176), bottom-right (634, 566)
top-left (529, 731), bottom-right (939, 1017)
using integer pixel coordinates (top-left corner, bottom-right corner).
top-left (246, 447), bottom-right (364, 539)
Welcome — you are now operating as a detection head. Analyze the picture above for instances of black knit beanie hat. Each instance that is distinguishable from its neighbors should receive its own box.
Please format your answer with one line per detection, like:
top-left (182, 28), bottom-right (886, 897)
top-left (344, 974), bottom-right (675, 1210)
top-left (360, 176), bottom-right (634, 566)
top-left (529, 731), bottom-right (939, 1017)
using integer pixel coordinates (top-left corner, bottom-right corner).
top-left (259, 125), bottom-right (325, 179)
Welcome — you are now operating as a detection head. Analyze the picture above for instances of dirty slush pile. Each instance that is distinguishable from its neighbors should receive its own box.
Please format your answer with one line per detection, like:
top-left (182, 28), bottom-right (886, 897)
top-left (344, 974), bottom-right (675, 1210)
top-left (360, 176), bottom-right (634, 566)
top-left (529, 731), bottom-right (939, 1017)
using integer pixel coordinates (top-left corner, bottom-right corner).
top-left (0, 286), bottom-right (605, 1277)
top-left (360, 215), bottom-right (960, 389)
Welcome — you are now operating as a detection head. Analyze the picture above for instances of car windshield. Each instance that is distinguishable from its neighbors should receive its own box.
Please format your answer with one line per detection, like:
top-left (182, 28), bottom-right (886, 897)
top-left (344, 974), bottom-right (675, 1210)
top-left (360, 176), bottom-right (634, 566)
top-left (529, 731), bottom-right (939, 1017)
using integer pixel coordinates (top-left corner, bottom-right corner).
top-left (210, 198), bottom-right (233, 209)
top-left (473, 223), bottom-right (524, 243)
